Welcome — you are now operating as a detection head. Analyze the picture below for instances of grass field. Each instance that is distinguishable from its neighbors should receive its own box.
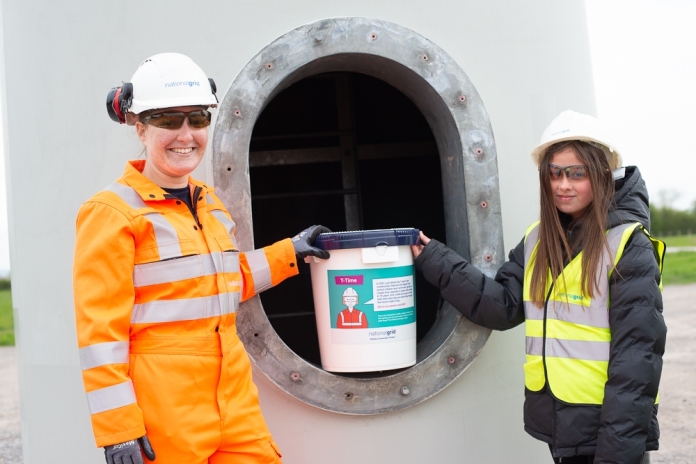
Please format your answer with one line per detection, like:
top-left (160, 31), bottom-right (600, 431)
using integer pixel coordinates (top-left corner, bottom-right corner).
top-left (655, 235), bottom-right (696, 286)
top-left (660, 234), bottom-right (696, 247)
top-left (0, 290), bottom-right (14, 346)
top-left (662, 251), bottom-right (696, 286)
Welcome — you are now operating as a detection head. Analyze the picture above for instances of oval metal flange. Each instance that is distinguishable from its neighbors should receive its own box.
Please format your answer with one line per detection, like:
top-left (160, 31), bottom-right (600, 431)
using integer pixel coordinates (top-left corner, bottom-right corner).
top-left (213, 17), bottom-right (503, 415)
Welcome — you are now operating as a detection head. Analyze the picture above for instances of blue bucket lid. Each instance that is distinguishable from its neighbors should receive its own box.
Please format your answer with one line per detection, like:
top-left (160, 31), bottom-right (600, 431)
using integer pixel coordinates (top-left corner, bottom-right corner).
top-left (313, 228), bottom-right (421, 250)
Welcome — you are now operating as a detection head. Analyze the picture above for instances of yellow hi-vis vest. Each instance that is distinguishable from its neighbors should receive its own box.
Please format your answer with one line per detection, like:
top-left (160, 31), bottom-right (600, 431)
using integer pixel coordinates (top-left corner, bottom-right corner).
top-left (522, 221), bottom-right (665, 405)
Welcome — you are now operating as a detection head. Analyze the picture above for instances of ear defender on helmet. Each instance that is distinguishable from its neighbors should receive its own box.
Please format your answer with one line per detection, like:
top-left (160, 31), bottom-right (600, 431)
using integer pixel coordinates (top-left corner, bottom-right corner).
top-left (208, 78), bottom-right (219, 103)
top-left (106, 82), bottom-right (133, 124)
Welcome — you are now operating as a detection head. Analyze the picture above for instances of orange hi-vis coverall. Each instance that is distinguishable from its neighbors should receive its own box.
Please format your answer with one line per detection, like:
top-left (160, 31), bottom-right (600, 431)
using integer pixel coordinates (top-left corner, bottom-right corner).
top-left (74, 160), bottom-right (297, 463)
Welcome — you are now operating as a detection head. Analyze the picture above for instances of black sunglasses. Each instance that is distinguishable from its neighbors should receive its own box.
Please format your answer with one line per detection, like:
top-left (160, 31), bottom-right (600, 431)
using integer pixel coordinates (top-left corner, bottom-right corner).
top-left (140, 110), bottom-right (211, 130)
top-left (548, 163), bottom-right (588, 180)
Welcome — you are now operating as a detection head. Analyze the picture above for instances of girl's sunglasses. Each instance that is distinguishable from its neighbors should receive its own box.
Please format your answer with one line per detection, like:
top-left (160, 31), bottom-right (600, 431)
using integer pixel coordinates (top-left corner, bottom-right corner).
top-left (549, 163), bottom-right (587, 180)
top-left (140, 110), bottom-right (211, 130)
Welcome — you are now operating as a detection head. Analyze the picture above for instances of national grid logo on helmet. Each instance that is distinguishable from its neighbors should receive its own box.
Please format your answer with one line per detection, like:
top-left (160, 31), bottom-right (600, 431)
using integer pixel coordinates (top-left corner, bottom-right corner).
top-left (165, 80), bottom-right (201, 88)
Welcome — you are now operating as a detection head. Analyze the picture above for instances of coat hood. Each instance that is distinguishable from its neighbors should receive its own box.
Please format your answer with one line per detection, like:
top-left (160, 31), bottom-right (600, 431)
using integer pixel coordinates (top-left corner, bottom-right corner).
top-left (608, 166), bottom-right (651, 230)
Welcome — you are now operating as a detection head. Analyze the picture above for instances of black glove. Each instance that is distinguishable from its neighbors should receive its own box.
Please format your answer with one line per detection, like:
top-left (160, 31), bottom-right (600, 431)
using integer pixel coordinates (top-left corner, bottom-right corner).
top-left (292, 225), bottom-right (331, 260)
top-left (104, 435), bottom-right (156, 464)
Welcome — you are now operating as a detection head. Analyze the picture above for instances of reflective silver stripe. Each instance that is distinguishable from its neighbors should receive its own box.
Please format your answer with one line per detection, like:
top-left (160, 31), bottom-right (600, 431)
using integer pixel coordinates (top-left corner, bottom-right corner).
top-left (106, 182), bottom-right (147, 209)
top-left (209, 204), bottom-right (239, 250)
top-left (524, 301), bottom-right (610, 328)
top-left (133, 252), bottom-right (240, 287)
top-left (217, 291), bottom-right (239, 317)
top-left (586, 223), bottom-right (634, 310)
top-left (245, 249), bottom-right (273, 293)
top-left (526, 336), bottom-right (542, 355)
top-left (131, 292), bottom-right (240, 323)
top-left (551, 339), bottom-right (609, 361)
top-left (206, 194), bottom-right (217, 208)
top-left (526, 336), bottom-right (609, 361)
top-left (212, 251), bottom-right (241, 274)
top-left (105, 182), bottom-right (182, 260)
top-left (220, 251), bottom-right (244, 297)
top-left (606, 223), bottom-right (634, 270)
top-left (221, 252), bottom-right (240, 273)
top-left (86, 380), bottom-right (137, 415)
top-left (79, 341), bottom-right (129, 370)
top-left (524, 224), bottom-right (540, 267)
top-left (524, 303), bottom-right (543, 320)
top-left (143, 213), bottom-right (182, 260)
top-left (134, 254), bottom-right (214, 287)
top-left (339, 312), bottom-right (363, 325)
top-left (211, 209), bottom-right (237, 246)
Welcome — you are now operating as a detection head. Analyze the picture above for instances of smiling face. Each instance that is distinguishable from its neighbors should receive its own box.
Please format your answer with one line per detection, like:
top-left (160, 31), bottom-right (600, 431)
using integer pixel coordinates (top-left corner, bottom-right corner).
top-left (549, 147), bottom-right (594, 218)
top-left (136, 106), bottom-right (208, 188)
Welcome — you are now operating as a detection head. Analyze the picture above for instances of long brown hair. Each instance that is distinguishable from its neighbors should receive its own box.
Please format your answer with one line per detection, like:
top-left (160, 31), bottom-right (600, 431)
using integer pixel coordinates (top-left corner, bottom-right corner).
top-left (529, 141), bottom-right (615, 307)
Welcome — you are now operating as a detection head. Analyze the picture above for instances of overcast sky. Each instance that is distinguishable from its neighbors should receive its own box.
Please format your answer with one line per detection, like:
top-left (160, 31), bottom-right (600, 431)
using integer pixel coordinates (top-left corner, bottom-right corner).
top-left (1, 1), bottom-right (694, 275)
top-left (586, 0), bottom-right (696, 211)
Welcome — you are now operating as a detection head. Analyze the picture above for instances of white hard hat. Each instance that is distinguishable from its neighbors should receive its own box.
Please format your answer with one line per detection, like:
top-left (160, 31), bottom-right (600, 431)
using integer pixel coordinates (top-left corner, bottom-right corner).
top-left (343, 288), bottom-right (358, 298)
top-left (530, 110), bottom-right (622, 170)
top-left (130, 53), bottom-right (217, 114)
top-left (106, 53), bottom-right (218, 125)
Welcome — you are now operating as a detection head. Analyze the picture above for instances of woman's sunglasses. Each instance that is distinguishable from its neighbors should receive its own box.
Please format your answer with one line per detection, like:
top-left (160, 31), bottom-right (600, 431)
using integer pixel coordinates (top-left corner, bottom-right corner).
top-left (548, 164), bottom-right (587, 180)
top-left (140, 110), bottom-right (211, 130)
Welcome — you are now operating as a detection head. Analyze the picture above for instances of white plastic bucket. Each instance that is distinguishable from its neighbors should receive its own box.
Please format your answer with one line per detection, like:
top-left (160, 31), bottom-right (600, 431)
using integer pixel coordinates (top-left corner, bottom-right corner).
top-left (307, 229), bottom-right (419, 372)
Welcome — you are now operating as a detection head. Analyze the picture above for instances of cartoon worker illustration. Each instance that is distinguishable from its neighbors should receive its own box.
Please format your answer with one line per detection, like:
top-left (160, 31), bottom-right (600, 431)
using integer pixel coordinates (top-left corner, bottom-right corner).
top-left (336, 287), bottom-right (368, 329)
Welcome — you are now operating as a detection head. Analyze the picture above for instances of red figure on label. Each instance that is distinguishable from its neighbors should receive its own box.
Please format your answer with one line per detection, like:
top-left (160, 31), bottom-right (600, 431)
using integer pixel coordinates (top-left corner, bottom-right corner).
top-left (336, 287), bottom-right (368, 329)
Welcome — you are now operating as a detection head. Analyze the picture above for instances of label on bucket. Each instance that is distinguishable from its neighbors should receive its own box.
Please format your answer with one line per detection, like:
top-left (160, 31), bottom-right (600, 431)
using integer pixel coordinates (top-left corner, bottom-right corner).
top-left (326, 265), bottom-right (416, 345)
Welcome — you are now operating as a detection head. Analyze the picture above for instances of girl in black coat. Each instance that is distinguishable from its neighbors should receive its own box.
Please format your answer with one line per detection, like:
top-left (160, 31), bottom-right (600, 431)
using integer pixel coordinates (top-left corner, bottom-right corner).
top-left (413, 111), bottom-right (665, 464)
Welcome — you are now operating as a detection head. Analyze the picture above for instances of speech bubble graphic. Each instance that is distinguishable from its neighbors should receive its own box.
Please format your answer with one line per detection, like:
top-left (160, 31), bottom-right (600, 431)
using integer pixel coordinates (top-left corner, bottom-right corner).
top-left (364, 275), bottom-right (414, 311)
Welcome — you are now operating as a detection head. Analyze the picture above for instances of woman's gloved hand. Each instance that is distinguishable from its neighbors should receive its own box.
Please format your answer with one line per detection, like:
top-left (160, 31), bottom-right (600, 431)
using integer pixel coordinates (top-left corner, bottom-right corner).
top-left (104, 435), bottom-right (156, 463)
top-left (292, 225), bottom-right (331, 260)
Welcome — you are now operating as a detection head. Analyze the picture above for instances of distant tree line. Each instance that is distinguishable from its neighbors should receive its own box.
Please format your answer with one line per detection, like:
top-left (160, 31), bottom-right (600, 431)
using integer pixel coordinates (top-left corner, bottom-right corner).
top-left (649, 203), bottom-right (696, 236)
top-left (0, 279), bottom-right (10, 290)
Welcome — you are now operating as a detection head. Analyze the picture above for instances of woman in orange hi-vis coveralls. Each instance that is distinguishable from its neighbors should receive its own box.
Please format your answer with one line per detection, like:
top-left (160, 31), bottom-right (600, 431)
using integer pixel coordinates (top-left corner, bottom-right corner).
top-left (74, 53), bottom-right (330, 464)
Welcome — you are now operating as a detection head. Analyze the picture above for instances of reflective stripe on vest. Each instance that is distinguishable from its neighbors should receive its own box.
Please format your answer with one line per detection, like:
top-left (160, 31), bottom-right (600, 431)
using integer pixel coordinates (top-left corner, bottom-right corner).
top-left (106, 182), bottom-right (182, 260)
top-left (202, 193), bottom-right (273, 293)
top-left (340, 311), bottom-right (363, 326)
top-left (86, 379), bottom-right (137, 414)
top-left (245, 249), bottom-right (273, 293)
top-left (526, 337), bottom-right (609, 361)
top-left (207, 194), bottom-right (239, 250)
top-left (522, 221), bottom-right (640, 404)
top-left (133, 252), bottom-right (240, 287)
top-left (79, 341), bottom-right (129, 370)
top-left (131, 292), bottom-right (241, 323)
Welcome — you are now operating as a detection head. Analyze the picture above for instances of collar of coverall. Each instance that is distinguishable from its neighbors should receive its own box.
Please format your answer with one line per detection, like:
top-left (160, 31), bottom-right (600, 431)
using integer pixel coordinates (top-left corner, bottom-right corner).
top-left (123, 160), bottom-right (213, 202)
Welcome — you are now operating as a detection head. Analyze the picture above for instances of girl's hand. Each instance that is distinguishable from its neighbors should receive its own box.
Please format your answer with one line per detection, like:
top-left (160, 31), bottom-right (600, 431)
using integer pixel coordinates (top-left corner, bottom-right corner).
top-left (411, 231), bottom-right (431, 259)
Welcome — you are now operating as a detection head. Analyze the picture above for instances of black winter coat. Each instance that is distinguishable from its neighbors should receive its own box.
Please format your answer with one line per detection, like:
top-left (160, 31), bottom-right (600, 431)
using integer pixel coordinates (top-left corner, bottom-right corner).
top-left (415, 167), bottom-right (665, 463)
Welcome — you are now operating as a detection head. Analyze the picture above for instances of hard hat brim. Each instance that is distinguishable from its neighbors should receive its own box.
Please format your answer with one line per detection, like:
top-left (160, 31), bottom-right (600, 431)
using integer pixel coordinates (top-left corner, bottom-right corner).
top-left (129, 98), bottom-right (218, 116)
top-left (530, 135), bottom-right (622, 171)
